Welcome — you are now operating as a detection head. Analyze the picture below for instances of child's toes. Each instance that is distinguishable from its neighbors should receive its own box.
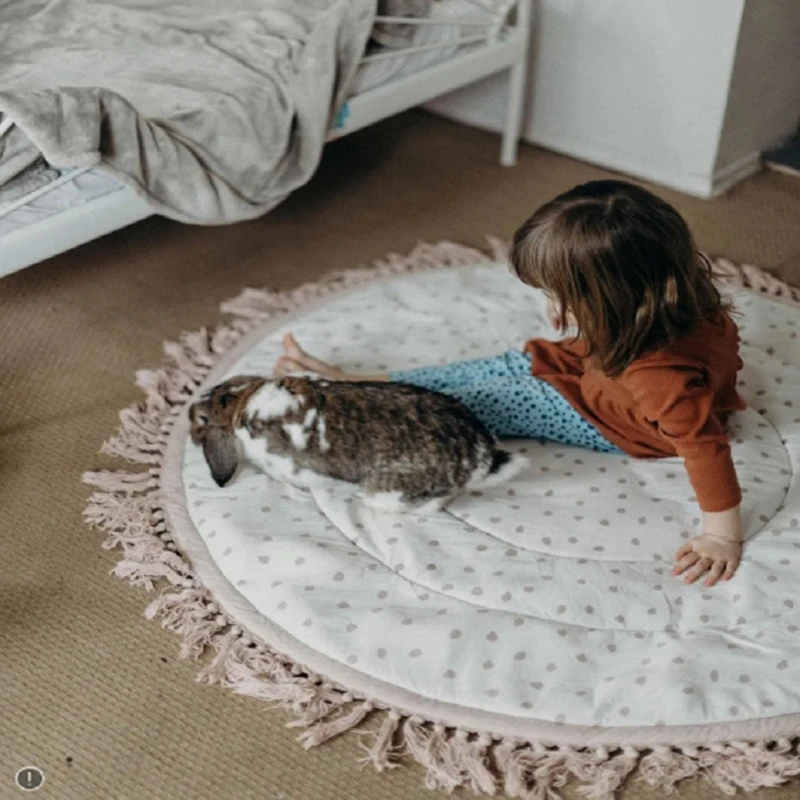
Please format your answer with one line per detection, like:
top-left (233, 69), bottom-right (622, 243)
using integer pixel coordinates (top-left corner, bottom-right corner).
top-left (273, 356), bottom-right (300, 376)
top-left (283, 333), bottom-right (304, 359)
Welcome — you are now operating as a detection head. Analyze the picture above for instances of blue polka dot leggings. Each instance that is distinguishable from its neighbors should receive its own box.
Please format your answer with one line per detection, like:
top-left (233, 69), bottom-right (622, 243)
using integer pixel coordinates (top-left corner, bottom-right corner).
top-left (389, 350), bottom-right (621, 453)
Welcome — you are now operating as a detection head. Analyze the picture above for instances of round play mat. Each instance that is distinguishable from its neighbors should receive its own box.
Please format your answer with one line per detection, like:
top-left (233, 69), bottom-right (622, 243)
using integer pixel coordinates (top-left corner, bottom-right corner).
top-left (85, 241), bottom-right (800, 799)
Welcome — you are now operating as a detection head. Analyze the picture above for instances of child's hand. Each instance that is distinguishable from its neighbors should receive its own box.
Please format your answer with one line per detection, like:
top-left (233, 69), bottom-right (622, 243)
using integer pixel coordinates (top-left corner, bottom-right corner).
top-left (672, 534), bottom-right (741, 587)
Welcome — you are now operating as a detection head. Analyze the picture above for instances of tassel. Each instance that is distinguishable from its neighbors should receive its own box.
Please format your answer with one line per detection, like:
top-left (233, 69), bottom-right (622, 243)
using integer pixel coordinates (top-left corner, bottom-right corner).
top-left (358, 710), bottom-right (403, 772)
top-left (285, 689), bottom-right (350, 728)
top-left (196, 627), bottom-right (242, 685)
top-left (495, 739), bottom-right (530, 798)
top-left (401, 718), bottom-right (435, 778)
top-left (179, 617), bottom-right (225, 659)
top-left (494, 741), bottom-right (570, 800)
top-left (227, 664), bottom-right (315, 705)
top-left (209, 323), bottom-right (245, 355)
top-left (134, 367), bottom-right (180, 409)
top-left (400, 719), bottom-right (464, 793)
top-left (112, 551), bottom-right (184, 591)
top-left (638, 746), bottom-right (700, 792)
top-left (179, 328), bottom-right (215, 367)
top-left (117, 537), bottom-right (185, 573)
top-left (711, 255), bottom-right (800, 304)
top-left (530, 748), bottom-right (573, 800)
top-left (572, 746), bottom-right (640, 800)
top-left (100, 437), bottom-right (161, 464)
top-left (163, 340), bottom-right (200, 377)
top-left (443, 730), bottom-right (497, 795)
top-left (703, 741), bottom-right (800, 795)
top-left (84, 491), bottom-right (153, 538)
top-left (296, 699), bottom-right (374, 748)
top-left (486, 235), bottom-right (510, 262)
top-left (144, 589), bottom-right (224, 658)
top-left (222, 647), bottom-right (321, 711)
top-left (100, 404), bottom-right (165, 463)
top-left (145, 588), bottom-right (205, 623)
top-left (220, 288), bottom-right (283, 320)
top-left (82, 469), bottom-right (157, 494)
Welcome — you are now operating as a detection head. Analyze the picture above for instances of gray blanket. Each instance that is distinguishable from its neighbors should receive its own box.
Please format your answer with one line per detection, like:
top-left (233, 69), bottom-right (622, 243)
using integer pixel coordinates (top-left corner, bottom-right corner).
top-left (0, 0), bottom-right (375, 223)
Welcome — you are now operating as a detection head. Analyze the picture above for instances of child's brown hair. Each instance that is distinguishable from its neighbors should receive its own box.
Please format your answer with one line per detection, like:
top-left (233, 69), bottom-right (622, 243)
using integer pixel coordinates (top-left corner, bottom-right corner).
top-left (510, 180), bottom-right (728, 376)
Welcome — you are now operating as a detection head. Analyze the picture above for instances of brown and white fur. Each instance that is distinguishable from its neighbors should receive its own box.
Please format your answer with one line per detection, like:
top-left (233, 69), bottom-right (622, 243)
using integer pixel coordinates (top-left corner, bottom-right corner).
top-left (188, 375), bottom-right (527, 513)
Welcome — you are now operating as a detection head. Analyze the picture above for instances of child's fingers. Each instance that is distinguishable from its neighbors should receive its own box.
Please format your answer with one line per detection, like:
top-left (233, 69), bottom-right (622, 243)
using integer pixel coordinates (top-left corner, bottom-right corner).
top-left (672, 552), bottom-right (700, 576)
top-left (723, 560), bottom-right (739, 581)
top-left (704, 561), bottom-right (726, 588)
top-left (674, 543), bottom-right (694, 562)
top-left (683, 557), bottom-right (712, 584)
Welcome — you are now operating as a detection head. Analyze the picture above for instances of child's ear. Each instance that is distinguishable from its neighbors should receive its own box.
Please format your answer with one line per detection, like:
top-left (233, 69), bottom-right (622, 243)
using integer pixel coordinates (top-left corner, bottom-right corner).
top-left (546, 296), bottom-right (563, 331)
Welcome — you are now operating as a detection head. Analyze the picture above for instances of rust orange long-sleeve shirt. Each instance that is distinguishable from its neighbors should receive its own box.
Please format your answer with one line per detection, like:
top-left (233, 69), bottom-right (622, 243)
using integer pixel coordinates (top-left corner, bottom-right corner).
top-left (524, 314), bottom-right (746, 512)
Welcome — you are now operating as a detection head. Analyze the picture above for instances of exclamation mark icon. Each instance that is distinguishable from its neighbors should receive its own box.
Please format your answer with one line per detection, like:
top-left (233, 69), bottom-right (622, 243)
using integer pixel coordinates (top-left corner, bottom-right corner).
top-left (15, 766), bottom-right (45, 792)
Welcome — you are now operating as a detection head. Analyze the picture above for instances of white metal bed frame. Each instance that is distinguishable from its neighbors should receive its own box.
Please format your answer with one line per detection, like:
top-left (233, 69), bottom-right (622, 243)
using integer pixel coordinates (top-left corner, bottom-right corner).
top-left (0, 0), bottom-right (530, 279)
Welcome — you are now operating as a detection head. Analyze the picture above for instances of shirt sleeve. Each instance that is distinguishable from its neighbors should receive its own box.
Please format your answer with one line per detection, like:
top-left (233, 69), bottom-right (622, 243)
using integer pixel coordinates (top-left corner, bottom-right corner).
top-left (524, 337), bottom-right (587, 377)
top-left (622, 363), bottom-right (741, 513)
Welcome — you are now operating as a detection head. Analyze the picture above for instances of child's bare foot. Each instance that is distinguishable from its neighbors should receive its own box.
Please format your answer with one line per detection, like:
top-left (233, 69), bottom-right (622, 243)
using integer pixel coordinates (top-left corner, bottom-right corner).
top-left (273, 334), bottom-right (344, 379)
top-left (672, 534), bottom-right (741, 587)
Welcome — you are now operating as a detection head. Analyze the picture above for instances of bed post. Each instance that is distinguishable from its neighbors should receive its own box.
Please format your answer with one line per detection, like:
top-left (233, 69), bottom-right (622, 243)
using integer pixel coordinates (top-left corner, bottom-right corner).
top-left (500, 0), bottom-right (532, 167)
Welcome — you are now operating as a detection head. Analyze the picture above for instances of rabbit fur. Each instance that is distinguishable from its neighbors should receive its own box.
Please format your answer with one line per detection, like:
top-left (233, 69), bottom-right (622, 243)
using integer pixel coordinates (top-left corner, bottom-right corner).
top-left (188, 374), bottom-right (527, 513)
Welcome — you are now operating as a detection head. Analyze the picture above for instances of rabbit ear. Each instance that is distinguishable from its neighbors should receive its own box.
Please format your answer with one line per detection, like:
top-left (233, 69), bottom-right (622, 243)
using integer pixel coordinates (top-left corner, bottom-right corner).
top-left (202, 427), bottom-right (240, 487)
top-left (188, 403), bottom-right (211, 445)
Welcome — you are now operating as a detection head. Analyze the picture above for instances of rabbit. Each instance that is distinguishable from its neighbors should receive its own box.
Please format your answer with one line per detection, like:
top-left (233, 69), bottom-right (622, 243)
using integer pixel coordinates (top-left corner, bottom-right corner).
top-left (188, 374), bottom-right (528, 513)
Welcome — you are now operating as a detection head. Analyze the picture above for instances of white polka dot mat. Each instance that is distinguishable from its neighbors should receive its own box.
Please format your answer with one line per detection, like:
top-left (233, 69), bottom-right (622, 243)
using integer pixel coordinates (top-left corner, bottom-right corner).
top-left (86, 244), bottom-right (800, 796)
top-left (173, 260), bottom-right (800, 738)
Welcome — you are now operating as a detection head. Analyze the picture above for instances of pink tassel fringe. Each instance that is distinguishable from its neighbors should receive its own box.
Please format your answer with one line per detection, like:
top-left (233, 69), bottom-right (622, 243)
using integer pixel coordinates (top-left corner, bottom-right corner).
top-left (82, 241), bottom-right (800, 799)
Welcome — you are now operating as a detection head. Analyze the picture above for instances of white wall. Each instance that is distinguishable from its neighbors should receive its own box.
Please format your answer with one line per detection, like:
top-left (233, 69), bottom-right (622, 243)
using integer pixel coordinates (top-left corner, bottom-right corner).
top-left (715, 0), bottom-right (800, 176)
top-left (428, 0), bottom-right (796, 198)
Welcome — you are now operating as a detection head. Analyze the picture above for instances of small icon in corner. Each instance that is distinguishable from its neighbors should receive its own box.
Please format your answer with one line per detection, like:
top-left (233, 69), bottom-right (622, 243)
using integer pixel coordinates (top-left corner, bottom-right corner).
top-left (15, 767), bottom-right (45, 792)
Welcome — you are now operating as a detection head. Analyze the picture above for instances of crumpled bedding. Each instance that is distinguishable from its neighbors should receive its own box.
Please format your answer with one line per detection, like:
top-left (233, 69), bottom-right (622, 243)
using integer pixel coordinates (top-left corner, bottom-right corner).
top-left (0, 0), bottom-right (375, 224)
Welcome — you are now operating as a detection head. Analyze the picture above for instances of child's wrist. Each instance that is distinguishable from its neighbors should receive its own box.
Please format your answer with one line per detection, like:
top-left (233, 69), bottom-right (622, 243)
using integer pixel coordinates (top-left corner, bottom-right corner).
top-left (701, 531), bottom-right (742, 544)
top-left (701, 505), bottom-right (742, 543)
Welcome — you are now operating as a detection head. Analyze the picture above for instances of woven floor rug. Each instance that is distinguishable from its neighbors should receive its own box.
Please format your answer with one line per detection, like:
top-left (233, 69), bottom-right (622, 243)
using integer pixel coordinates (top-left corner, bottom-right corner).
top-left (84, 240), bottom-right (800, 799)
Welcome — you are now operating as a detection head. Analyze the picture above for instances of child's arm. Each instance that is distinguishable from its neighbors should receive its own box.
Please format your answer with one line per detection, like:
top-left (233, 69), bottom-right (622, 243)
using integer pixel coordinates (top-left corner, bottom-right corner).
top-left (672, 505), bottom-right (742, 587)
top-left (623, 363), bottom-right (744, 588)
top-left (273, 334), bottom-right (389, 382)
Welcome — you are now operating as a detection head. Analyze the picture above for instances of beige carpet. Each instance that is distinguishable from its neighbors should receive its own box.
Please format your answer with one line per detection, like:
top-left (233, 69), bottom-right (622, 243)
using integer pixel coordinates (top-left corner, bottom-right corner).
top-left (3, 110), bottom-right (800, 800)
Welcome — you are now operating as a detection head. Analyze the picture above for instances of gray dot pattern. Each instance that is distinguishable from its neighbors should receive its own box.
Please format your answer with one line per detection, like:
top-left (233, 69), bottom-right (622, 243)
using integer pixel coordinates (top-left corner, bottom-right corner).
top-left (181, 266), bottom-right (800, 730)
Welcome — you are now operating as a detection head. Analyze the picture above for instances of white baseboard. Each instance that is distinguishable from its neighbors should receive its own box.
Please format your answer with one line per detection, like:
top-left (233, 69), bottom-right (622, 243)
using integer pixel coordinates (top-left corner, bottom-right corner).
top-left (710, 150), bottom-right (762, 197)
top-left (427, 102), bottom-right (762, 199)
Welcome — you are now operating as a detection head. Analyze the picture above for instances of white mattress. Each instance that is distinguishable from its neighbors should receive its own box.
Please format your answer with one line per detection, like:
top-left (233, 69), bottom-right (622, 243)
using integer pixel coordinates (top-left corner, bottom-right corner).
top-left (0, 167), bottom-right (124, 239)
